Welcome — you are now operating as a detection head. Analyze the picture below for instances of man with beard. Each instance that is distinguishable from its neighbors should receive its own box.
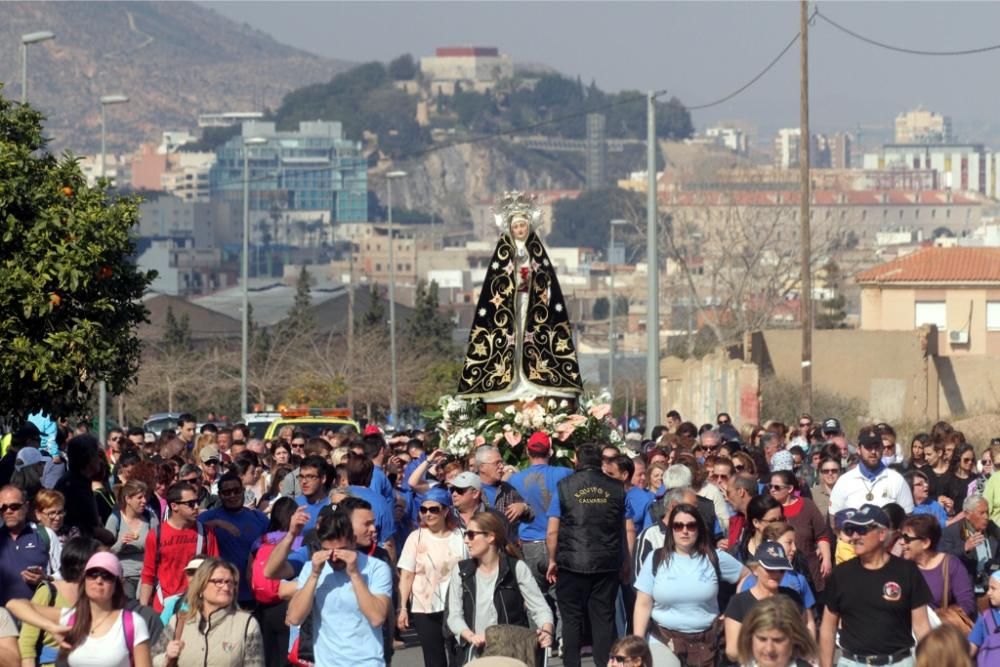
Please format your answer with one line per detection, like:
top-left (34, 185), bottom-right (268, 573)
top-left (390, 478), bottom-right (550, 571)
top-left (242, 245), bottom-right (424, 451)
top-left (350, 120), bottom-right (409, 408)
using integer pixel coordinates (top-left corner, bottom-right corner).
top-left (829, 426), bottom-right (914, 516)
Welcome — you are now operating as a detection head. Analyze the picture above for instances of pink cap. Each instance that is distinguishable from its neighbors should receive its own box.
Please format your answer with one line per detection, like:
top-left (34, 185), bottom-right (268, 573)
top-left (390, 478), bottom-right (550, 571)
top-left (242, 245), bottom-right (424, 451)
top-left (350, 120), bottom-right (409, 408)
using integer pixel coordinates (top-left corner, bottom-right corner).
top-left (85, 552), bottom-right (123, 579)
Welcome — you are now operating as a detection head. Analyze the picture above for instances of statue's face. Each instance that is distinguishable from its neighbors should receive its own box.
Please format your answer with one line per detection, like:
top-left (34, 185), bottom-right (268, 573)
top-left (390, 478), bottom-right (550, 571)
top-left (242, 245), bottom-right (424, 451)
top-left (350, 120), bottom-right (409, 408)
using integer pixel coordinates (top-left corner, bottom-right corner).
top-left (510, 217), bottom-right (530, 241)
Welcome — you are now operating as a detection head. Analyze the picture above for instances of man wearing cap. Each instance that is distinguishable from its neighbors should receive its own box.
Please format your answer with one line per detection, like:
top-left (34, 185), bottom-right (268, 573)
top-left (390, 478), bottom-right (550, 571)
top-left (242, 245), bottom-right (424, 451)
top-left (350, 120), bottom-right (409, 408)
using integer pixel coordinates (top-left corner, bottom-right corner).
top-left (0, 423), bottom-right (41, 488)
top-left (822, 417), bottom-right (851, 466)
top-left (829, 426), bottom-right (913, 517)
top-left (449, 470), bottom-right (510, 536)
top-left (198, 445), bottom-right (222, 494)
top-left (509, 432), bottom-right (573, 594)
top-left (820, 504), bottom-right (931, 667)
top-left (546, 442), bottom-right (627, 667)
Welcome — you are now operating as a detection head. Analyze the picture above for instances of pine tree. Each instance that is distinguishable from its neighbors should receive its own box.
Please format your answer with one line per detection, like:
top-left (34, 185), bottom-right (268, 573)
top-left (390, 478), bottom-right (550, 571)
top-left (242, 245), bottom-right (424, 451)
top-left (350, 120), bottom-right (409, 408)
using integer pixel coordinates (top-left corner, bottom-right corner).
top-left (404, 280), bottom-right (454, 356)
top-left (279, 266), bottom-right (316, 339)
top-left (359, 283), bottom-right (387, 335)
top-left (163, 305), bottom-right (192, 353)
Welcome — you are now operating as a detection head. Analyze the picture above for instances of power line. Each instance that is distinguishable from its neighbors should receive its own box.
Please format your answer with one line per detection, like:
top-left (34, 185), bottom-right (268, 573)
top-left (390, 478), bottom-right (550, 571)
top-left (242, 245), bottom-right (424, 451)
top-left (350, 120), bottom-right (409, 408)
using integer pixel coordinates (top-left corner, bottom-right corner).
top-left (686, 9), bottom-right (815, 111)
top-left (816, 8), bottom-right (1000, 56)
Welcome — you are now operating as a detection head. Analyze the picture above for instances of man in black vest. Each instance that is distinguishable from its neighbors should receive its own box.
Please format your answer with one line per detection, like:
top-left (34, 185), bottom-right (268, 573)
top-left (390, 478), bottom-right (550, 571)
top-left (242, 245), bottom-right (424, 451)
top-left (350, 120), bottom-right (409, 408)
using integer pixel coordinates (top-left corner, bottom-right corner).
top-left (545, 442), bottom-right (628, 667)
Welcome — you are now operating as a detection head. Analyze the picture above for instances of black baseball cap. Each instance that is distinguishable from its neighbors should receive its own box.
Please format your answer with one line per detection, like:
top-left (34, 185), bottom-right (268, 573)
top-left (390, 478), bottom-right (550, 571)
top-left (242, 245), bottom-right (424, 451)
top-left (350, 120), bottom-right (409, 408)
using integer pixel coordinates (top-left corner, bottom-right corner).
top-left (842, 503), bottom-right (889, 529)
top-left (753, 541), bottom-right (794, 571)
top-left (857, 427), bottom-right (881, 450)
top-left (821, 418), bottom-right (842, 435)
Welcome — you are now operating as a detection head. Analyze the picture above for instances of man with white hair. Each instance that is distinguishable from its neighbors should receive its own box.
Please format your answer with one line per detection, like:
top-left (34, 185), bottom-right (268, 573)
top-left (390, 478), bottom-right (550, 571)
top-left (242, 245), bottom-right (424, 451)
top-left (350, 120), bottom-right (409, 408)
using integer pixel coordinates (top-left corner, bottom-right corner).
top-left (475, 445), bottom-right (532, 533)
top-left (632, 486), bottom-right (699, 576)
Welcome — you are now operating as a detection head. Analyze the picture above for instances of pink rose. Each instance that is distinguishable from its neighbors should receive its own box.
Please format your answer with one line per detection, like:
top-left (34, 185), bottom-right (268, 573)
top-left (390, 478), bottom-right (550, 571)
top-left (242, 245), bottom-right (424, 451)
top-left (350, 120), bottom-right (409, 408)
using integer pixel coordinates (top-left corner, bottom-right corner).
top-left (474, 435), bottom-right (486, 447)
top-left (504, 431), bottom-right (523, 447)
top-left (588, 404), bottom-right (611, 420)
top-left (566, 414), bottom-right (588, 427)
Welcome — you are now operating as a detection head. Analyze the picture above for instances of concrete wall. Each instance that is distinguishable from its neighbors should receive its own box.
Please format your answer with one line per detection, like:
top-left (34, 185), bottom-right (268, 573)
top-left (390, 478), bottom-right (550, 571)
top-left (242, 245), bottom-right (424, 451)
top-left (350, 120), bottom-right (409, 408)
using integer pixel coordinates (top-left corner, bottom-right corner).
top-left (660, 350), bottom-right (760, 426)
top-left (749, 328), bottom-right (938, 423)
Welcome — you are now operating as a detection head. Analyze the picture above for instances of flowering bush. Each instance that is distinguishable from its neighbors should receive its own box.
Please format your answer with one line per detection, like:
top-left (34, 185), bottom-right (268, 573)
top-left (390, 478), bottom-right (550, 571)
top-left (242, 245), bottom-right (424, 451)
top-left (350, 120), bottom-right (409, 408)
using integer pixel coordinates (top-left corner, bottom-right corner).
top-left (431, 393), bottom-right (623, 464)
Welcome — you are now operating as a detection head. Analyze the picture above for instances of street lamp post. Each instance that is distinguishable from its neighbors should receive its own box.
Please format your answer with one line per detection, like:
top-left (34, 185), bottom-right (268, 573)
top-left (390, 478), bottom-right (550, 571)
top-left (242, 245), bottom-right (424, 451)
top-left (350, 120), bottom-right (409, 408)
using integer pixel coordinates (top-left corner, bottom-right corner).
top-left (97, 93), bottom-right (128, 447)
top-left (241, 137), bottom-right (268, 419)
top-left (608, 219), bottom-right (628, 407)
top-left (386, 170), bottom-right (407, 430)
top-left (21, 31), bottom-right (55, 105)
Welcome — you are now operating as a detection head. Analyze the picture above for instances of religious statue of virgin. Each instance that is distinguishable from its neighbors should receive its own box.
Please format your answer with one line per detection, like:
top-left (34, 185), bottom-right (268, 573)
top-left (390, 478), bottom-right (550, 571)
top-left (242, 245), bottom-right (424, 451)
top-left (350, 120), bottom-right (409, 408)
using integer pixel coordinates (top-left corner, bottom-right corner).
top-left (457, 191), bottom-right (583, 403)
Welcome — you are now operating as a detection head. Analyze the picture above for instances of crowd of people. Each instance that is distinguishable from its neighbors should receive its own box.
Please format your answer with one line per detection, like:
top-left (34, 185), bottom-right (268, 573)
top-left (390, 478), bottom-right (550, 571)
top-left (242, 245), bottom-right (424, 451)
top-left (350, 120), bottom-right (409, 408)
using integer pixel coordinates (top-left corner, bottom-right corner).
top-left (0, 410), bottom-right (998, 667)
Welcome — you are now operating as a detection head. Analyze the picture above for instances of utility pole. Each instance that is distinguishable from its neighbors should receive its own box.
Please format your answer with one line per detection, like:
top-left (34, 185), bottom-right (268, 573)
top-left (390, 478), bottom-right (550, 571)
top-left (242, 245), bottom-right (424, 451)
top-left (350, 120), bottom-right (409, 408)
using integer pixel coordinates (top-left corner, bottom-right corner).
top-left (645, 91), bottom-right (661, 434)
top-left (799, 0), bottom-right (813, 414)
top-left (346, 227), bottom-right (355, 414)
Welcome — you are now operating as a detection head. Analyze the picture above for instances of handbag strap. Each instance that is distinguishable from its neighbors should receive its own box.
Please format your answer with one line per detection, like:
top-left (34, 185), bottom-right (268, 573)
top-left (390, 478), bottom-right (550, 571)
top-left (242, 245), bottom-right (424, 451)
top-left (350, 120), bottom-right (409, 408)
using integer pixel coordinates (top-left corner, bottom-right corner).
top-left (941, 555), bottom-right (951, 607)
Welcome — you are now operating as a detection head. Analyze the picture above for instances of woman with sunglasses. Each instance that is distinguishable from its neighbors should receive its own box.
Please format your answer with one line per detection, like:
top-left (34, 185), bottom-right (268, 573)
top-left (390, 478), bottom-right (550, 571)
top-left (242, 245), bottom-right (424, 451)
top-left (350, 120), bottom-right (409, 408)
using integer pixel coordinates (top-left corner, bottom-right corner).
top-left (634, 503), bottom-right (748, 667)
top-left (809, 456), bottom-right (840, 519)
top-left (899, 513), bottom-right (976, 617)
top-left (106, 479), bottom-right (159, 598)
top-left (769, 470), bottom-right (832, 584)
top-left (7, 552), bottom-right (152, 667)
top-left (397, 487), bottom-right (467, 667)
top-left (446, 511), bottom-right (553, 665)
top-left (731, 495), bottom-right (784, 565)
top-left (949, 443), bottom-right (977, 511)
top-left (731, 451), bottom-right (757, 480)
top-left (160, 557), bottom-right (264, 667)
top-left (608, 635), bottom-right (654, 667)
top-left (736, 595), bottom-right (817, 667)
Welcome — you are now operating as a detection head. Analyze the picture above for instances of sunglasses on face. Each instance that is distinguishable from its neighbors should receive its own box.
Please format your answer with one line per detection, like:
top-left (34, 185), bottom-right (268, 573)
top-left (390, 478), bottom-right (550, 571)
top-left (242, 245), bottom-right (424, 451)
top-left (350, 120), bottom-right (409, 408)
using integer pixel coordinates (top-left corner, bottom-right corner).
top-left (85, 569), bottom-right (116, 582)
top-left (173, 499), bottom-right (199, 509)
top-left (419, 505), bottom-right (443, 515)
top-left (0, 503), bottom-right (25, 513)
top-left (709, 473), bottom-right (729, 481)
top-left (899, 533), bottom-right (923, 544)
top-left (463, 529), bottom-right (487, 540)
top-left (203, 459), bottom-right (220, 466)
top-left (769, 484), bottom-right (790, 491)
top-left (843, 524), bottom-right (873, 537)
top-left (820, 468), bottom-right (840, 475)
top-left (449, 486), bottom-right (473, 495)
top-left (799, 422), bottom-right (811, 428)
top-left (672, 521), bottom-right (699, 533)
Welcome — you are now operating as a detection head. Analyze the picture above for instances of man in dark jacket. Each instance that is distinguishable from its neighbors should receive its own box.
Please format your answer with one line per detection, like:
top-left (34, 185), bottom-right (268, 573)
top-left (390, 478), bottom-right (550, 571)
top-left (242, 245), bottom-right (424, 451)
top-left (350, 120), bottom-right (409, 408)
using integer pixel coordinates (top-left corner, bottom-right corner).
top-left (545, 442), bottom-right (628, 667)
top-left (940, 494), bottom-right (1000, 595)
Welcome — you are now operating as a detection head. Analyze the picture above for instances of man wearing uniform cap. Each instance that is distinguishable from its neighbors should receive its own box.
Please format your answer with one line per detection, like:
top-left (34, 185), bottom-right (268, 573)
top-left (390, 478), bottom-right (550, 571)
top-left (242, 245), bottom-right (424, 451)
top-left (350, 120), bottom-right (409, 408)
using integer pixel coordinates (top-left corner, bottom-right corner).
top-left (822, 417), bottom-right (851, 465)
top-left (828, 426), bottom-right (913, 518)
top-left (820, 504), bottom-right (931, 667)
top-left (509, 432), bottom-right (573, 613)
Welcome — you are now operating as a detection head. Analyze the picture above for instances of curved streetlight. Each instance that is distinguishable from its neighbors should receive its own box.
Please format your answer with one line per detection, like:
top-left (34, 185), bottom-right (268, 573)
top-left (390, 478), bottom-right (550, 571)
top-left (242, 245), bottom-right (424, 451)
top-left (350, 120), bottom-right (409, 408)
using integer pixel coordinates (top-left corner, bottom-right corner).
top-left (21, 31), bottom-right (55, 104)
top-left (241, 136), bottom-right (268, 418)
top-left (386, 170), bottom-right (407, 430)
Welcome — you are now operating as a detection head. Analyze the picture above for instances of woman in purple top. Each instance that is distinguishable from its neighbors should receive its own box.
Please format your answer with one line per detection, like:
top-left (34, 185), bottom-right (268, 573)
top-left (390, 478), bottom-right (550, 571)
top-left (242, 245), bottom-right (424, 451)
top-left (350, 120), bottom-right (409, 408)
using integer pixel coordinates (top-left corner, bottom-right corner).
top-left (899, 513), bottom-right (976, 616)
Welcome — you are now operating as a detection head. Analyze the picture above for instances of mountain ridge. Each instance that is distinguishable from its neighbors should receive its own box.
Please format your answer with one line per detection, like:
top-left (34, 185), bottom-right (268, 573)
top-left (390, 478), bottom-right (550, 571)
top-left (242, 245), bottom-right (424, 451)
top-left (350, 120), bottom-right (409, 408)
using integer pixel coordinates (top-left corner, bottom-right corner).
top-left (0, 1), bottom-right (352, 152)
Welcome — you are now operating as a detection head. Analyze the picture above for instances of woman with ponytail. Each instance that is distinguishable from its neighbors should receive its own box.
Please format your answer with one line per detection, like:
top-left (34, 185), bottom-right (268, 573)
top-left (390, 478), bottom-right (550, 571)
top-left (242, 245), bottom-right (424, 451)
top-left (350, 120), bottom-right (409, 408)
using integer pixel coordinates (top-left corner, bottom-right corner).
top-left (446, 511), bottom-right (553, 665)
top-left (105, 479), bottom-right (159, 598)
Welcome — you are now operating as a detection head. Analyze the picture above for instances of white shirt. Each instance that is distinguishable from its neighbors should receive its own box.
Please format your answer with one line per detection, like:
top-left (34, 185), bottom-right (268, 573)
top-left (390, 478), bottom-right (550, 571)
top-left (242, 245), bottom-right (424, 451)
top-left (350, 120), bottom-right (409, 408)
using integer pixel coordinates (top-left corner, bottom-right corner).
top-left (60, 608), bottom-right (149, 667)
top-left (828, 464), bottom-right (914, 515)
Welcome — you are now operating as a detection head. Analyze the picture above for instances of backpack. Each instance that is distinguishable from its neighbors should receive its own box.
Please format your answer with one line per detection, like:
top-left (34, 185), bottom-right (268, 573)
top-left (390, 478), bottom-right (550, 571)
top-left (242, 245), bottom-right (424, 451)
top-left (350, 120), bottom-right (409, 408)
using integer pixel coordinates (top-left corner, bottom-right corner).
top-left (64, 609), bottom-right (135, 667)
top-left (250, 541), bottom-right (282, 605)
top-left (153, 523), bottom-right (205, 606)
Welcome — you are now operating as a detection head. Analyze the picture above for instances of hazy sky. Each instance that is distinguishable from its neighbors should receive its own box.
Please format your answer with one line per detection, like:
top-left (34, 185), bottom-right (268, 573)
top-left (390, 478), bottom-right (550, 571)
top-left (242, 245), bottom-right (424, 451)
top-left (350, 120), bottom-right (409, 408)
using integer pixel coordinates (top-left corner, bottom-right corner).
top-left (204, 1), bottom-right (1000, 147)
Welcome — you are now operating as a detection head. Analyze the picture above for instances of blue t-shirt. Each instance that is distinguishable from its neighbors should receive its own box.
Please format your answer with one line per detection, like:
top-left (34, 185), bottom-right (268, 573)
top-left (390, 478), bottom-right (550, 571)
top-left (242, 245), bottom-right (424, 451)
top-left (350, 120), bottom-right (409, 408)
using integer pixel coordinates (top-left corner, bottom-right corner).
top-left (738, 571), bottom-right (816, 608)
top-left (970, 608), bottom-right (1000, 647)
top-left (634, 550), bottom-right (743, 633)
top-left (626, 486), bottom-right (655, 533)
top-left (481, 482), bottom-right (500, 508)
top-left (348, 485), bottom-right (396, 547)
top-left (912, 499), bottom-right (949, 528)
top-left (370, 466), bottom-right (395, 511)
top-left (509, 464), bottom-right (573, 541)
top-left (297, 553), bottom-right (393, 667)
top-left (198, 507), bottom-right (269, 602)
top-left (295, 495), bottom-right (331, 532)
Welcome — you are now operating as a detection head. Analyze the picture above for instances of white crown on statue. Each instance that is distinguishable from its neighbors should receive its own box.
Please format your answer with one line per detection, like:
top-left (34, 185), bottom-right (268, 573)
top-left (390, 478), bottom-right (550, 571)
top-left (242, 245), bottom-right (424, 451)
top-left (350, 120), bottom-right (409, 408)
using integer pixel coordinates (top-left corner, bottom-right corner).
top-left (492, 191), bottom-right (543, 236)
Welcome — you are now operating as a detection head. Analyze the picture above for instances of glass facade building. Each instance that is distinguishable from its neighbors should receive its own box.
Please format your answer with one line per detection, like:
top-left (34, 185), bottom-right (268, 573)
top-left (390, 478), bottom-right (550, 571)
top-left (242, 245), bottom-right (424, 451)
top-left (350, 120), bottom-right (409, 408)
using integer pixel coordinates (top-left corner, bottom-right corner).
top-left (210, 120), bottom-right (368, 224)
